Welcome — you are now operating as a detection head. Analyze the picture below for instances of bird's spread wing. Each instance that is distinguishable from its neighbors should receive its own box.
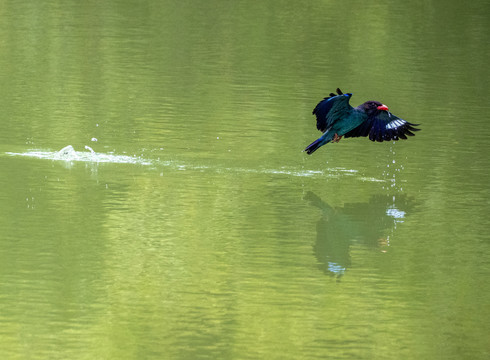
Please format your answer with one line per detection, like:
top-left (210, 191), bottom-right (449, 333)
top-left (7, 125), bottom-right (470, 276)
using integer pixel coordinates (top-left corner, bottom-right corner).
top-left (313, 88), bottom-right (354, 132)
top-left (344, 111), bottom-right (420, 142)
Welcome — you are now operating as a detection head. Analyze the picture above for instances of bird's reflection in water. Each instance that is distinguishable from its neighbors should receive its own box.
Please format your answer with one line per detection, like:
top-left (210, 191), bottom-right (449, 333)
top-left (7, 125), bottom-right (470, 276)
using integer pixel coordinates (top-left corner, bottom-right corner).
top-left (304, 191), bottom-right (415, 279)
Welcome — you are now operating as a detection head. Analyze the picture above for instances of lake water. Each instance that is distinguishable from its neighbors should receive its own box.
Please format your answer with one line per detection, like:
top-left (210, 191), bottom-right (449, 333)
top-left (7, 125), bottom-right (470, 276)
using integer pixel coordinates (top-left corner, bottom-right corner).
top-left (0, 1), bottom-right (489, 359)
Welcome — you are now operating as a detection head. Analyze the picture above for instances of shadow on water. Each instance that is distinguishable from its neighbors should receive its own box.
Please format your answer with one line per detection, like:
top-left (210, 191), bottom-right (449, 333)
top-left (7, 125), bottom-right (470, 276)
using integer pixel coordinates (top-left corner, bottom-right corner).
top-left (304, 191), bottom-right (417, 279)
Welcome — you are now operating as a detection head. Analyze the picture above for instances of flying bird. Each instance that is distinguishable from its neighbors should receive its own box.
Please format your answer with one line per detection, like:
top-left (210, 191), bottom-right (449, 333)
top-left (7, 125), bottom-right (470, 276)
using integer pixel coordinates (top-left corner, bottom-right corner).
top-left (304, 88), bottom-right (420, 155)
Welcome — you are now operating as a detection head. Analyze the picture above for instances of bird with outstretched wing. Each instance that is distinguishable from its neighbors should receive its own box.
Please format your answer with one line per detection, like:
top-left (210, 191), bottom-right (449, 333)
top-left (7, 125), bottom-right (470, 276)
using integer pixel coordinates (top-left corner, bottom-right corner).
top-left (304, 88), bottom-right (420, 155)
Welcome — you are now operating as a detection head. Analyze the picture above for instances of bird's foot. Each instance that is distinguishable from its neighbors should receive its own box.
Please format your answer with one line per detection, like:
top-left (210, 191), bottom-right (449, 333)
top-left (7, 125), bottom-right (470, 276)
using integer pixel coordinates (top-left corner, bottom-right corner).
top-left (333, 134), bottom-right (343, 143)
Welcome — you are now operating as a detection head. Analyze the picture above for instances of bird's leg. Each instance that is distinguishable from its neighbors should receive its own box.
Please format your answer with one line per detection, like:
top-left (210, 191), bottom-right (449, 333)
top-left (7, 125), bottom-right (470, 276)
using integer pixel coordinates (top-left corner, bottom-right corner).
top-left (332, 133), bottom-right (343, 143)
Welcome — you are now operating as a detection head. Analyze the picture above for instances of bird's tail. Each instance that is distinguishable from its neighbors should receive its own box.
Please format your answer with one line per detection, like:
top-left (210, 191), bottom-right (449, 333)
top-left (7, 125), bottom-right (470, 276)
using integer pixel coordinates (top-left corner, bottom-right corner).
top-left (304, 137), bottom-right (329, 155)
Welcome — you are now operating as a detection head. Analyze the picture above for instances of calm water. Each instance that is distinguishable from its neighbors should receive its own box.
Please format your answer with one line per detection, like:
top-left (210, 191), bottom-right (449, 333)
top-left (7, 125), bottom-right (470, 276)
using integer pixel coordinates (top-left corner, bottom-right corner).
top-left (1, 1), bottom-right (489, 359)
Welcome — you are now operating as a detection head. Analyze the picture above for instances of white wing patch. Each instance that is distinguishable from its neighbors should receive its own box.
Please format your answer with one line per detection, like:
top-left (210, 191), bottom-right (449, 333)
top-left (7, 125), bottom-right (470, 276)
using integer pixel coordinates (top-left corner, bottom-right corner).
top-left (386, 119), bottom-right (407, 130)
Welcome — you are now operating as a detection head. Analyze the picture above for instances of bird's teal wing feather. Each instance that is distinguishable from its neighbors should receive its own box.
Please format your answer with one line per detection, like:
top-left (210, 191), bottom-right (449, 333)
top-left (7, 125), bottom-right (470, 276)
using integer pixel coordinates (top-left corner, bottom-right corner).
top-left (313, 88), bottom-right (354, 132)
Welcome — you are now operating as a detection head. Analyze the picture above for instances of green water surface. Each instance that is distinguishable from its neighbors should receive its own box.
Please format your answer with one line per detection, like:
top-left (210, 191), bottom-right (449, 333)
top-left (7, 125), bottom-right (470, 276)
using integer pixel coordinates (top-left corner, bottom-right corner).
top-left (0, 1), bottom-right (489, 359)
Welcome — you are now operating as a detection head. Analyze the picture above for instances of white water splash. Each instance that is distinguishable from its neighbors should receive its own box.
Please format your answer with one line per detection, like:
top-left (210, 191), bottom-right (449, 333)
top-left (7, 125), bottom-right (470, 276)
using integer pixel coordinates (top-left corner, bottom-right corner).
top-left (6, 146), bottom-right (387, 182)
top-left (7, 145), bottom-right (152, 165)
top-left (84, 145), bottom-right (96, 154)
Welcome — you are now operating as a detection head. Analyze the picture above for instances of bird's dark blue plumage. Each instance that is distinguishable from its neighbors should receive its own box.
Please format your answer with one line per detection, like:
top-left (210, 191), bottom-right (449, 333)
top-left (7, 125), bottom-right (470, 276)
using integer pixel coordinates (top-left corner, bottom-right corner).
top-left (304, 88), bottom-right (420, 154)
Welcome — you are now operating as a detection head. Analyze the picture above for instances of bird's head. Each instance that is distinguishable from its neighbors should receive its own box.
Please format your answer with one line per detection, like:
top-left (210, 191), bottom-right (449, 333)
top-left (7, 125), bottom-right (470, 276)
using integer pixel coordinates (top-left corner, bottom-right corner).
top-left (362, 101), bottom-right (389, 116)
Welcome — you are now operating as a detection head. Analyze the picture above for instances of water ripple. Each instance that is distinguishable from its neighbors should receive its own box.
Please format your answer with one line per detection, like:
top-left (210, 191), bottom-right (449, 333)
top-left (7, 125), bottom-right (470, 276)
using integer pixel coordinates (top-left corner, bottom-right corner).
top-left (5, 146), bottom-right (385, 182)
top-left (6, 145), bottom-right (153, 166)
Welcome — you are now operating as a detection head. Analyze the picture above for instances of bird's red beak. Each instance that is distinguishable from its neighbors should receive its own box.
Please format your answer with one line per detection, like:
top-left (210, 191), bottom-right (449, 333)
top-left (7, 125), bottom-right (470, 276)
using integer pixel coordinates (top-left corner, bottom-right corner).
top-left (377, 104), bottom-right (389, 111)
